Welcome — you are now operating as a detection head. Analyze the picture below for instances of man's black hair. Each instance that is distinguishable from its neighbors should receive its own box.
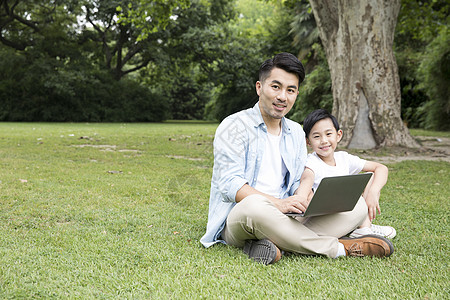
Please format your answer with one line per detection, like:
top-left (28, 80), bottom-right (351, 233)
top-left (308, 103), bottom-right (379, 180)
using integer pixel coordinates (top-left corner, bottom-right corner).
top-left (259, 52), bottom-right (305, 86)
top-left (303, 109), bottom-right (340, 138)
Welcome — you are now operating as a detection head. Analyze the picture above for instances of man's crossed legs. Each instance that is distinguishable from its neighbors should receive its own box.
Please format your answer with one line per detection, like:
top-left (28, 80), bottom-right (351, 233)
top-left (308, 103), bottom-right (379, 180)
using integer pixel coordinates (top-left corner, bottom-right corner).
top-left (222, 194), bottom-right (394, 264)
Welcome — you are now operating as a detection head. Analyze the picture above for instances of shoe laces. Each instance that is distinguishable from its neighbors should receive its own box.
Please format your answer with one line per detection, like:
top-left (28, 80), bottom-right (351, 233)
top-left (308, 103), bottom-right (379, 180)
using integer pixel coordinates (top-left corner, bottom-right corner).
top-left (347, 243), bottom-right (364, 257)
top-left (371, 225), bottom-right (387, 236)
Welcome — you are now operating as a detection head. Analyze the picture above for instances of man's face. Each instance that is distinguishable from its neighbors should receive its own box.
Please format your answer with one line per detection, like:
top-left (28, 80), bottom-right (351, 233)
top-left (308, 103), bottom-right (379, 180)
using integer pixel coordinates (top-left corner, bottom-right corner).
top-left (256, 67), bottom-right (299, 121)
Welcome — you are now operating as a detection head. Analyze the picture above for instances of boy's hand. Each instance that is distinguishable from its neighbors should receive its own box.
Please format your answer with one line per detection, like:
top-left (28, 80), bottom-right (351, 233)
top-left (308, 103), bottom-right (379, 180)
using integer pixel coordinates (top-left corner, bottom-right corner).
top-left (365, 189), bottom-right (381, 221)
top-left (362, 161), bottom-right (388, 221)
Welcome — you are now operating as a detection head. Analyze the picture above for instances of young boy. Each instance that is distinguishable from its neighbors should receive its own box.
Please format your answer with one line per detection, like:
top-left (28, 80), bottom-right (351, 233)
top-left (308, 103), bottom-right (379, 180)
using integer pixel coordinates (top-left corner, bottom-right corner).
top-left (297, 109), bottom-right (396, 239)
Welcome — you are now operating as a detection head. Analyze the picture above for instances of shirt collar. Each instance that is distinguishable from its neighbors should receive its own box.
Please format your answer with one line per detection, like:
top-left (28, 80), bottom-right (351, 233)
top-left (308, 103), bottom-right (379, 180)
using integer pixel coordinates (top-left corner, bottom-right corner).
top-left (251, 102), bottom-right (292, 135)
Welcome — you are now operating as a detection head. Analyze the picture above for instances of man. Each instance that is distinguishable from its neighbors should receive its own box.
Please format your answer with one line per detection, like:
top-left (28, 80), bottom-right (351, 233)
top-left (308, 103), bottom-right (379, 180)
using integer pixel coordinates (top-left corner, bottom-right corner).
top-left (200, 53), bottom-right (394, 264)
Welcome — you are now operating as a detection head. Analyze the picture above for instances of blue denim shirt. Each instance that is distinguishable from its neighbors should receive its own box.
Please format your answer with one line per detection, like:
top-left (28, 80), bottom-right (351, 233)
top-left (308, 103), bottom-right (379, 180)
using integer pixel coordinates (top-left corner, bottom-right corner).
top-left (200, 102), bottom-right (307, 247)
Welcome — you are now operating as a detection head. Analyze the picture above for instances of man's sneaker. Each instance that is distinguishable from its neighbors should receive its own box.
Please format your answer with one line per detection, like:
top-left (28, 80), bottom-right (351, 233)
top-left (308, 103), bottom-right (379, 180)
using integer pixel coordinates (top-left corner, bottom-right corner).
top-left (349, 224), bottom-right (397, 239)
top-left (338, 235), bottom-right (394, 257)
top-left (243, 239), bottom-right (282, 265)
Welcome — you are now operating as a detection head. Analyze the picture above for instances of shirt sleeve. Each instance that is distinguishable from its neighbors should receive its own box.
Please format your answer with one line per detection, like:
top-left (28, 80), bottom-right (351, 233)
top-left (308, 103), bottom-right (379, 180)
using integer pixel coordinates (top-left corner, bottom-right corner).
top-left (287, 123), bottom-right (308, 196)
top-left (305, 153), bottom-right (319, 173)
top-left (344, 152), bottom-right (367, 174)
top-left (211, 116), bottom-right (250, 203)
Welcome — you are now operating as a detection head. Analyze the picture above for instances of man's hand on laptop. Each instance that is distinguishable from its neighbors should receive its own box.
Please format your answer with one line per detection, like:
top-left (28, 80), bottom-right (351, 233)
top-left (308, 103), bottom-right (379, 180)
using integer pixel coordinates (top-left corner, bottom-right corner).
top-left (271, 195), bottom-right (310, 214)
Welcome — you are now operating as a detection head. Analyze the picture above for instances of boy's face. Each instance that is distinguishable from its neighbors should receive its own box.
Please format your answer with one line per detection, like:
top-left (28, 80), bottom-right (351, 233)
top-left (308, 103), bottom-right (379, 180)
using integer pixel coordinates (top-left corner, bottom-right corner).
top-left (307, 118), bottom-right (343, 162)
top-left (256, 67), bottom-right (299, 121)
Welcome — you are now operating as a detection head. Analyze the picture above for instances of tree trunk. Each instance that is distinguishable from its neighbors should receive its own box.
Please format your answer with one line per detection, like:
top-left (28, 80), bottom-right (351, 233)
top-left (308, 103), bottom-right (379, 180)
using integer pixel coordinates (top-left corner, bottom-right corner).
top-left (309, 0), bottom-right (419, 148)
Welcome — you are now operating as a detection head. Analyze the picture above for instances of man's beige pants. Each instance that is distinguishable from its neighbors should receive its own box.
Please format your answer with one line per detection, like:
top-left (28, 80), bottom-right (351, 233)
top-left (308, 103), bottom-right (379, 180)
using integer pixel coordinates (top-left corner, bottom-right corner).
top-left (222, 194), bottom-right (367, 258)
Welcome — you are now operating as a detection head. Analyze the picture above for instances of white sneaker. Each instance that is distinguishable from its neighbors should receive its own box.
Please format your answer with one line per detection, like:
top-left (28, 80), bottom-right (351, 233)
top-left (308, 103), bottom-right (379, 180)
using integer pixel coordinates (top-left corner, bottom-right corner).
top-left (349, 227), bottom-right (372, 238)
top-left (349, 225), bottom-right (397, 239)
top-left (371, 224), bottom-right (397, 239)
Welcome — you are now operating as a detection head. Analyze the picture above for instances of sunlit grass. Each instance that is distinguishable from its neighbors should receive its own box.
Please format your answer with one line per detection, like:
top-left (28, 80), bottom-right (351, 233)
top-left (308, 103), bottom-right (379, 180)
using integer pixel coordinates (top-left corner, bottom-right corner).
top-left (0, 122), bottom-right (448, 298)
top-left (410, 128), bottom-right (450, 138)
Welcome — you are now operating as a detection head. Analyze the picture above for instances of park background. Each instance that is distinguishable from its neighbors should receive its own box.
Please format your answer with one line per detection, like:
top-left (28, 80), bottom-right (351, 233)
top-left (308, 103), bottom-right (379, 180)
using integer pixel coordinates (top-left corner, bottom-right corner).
top-left (0, 0), bottom-right (449, 298)
top-left (0, 0), bottom-right (449, 131)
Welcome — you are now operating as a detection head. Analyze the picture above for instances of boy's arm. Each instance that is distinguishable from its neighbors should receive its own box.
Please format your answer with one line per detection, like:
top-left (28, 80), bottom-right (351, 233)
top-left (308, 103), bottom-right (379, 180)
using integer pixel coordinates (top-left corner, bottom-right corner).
top-left (362, 161), bottom-right (389, 221)
top-left (241, 167), bottom-right (315, 215)
top-left (295, 167), bottom-right (315, 199)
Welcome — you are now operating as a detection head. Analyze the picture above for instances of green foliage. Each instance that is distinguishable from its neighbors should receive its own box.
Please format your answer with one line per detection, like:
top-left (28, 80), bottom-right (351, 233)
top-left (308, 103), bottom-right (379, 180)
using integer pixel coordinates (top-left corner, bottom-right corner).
top-left (137, 0), bottom-right (236, 120)
top-left (231, 0), bottom-right (276, 37)
top-left (117, 0), bottom-right (191, 41)
top-left (205, 39), bottom-right (263, 120)
top-left (416, 27), bottom-right (450, 130)
top-left (81, 0), bottom-right (170, 80)
top-left (0, 123), bottom-right (448, 297)
top-left (286, 0), bottom-right (319, 59)
top-left (396, 48), bottom-right (430, 128)
top-left (396, 0), bottom-right (448, 45)
top-left (163, 66), bottom-right (214, 120)
top-left (0, 47), bottom-right (168, 122)
top-left (288, 44), bottom-right (333, 124)
top-left (394, 0), bottom-right (450, 130)
top-left (0, 0), bottom-right (81, 51)
top-left (0, 0), bottom-right (448, 126)
top-left (203, 0), bottom-right (303, 121)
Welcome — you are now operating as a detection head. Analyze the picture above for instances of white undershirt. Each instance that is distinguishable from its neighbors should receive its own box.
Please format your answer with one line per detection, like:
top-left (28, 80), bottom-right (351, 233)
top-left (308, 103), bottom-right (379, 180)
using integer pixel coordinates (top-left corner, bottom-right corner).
top-left (306, 151), bottom-right (366, 191)
top-left (254, 131), bottom-right (287, 198)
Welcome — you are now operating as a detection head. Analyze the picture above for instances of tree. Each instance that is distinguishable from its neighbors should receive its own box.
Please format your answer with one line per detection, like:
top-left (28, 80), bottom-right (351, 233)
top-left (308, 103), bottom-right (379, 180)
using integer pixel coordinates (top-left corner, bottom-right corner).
top-left (0, 0), bottom-right (170, 122)
top-left (82, 0), bottom-right (187, 80)
top-left (204, 0), bottom-right (302, 121)
top-left (0, 0), bottom-right (81, 52)
top-left (137, 0), bottom-right (236, 120)
top-left (308, 0), bottom-right (420, 148)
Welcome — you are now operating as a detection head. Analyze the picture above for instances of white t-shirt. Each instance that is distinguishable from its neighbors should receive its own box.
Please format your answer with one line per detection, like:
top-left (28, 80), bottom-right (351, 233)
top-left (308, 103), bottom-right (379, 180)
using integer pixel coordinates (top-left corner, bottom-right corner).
top-left (305, 151), bottom-right (366, 191)
top-left (254, 132), bottom-right (287, 198)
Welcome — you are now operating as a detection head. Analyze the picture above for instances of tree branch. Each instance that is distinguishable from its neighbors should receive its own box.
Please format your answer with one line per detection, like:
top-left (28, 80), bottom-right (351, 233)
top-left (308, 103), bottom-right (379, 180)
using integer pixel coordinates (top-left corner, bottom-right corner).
top-left (113, 24), bottom-right (130, 73)
top-left (121, 43), bottom-right (143, 66)
top-left (122, 58), bottom-right (151, 75)
top-left (0, 32), bottom-right (27, 50)
top-left (85, 6), bottom-right (114, 69)
top-left (5, 0), bottom-right (39, 31)
top-left (0, 0), bottom-right (37, 49)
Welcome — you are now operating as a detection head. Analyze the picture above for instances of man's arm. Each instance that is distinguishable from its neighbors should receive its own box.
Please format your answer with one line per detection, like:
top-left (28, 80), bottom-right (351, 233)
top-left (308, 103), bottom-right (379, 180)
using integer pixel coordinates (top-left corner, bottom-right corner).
top-left (212, 116), bottom-right (251, 202)
top-left (236, 167), bottom-right (314, 214)
top-left (235, 184), bottom-right (278, 203)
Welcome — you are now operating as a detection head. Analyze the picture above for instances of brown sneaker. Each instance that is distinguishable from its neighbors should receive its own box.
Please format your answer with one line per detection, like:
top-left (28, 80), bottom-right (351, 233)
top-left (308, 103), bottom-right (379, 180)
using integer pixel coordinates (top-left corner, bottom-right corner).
top-left (243, 239), bottom-right (282, 265)
top-left (338, 235), bottom-right (394, 257)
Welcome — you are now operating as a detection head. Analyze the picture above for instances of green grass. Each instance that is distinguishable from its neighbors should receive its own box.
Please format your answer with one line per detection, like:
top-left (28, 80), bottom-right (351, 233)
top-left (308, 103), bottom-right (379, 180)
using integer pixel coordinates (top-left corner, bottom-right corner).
top-left (410, 129), bottom-right (450, 138)
top-left (0, 123), bottom-right (448, 299)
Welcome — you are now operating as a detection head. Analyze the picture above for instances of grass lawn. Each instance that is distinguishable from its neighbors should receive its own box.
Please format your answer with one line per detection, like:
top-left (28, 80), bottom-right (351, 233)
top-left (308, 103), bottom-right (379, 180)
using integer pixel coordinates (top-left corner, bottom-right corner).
top-left (0, 122), bottom-right (448, 299)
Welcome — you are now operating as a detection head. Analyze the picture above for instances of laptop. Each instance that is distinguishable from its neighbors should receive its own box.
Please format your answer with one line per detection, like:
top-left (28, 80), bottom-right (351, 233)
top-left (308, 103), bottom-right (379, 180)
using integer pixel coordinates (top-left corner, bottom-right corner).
top-left (285, 172), bottom-right (373, 217)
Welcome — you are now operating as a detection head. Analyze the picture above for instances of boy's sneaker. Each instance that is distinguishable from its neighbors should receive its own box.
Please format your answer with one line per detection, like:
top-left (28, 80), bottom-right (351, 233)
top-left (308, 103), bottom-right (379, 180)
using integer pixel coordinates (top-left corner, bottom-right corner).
top-left (339, 235), bottom-right (394, 257)
top-left (349, 224), bottom-right (397, 239)
top-left (243, 239), bottom-right (282, 265)
top-left (370, 224), bottom-right (396, 239)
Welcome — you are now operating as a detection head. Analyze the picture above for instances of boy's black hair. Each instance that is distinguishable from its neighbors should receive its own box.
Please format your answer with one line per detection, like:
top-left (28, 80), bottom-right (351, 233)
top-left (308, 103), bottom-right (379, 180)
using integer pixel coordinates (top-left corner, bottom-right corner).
top-left (259, 52), bottom-right (305, 86)
top-left (303, 109), bottom-right (340, 138)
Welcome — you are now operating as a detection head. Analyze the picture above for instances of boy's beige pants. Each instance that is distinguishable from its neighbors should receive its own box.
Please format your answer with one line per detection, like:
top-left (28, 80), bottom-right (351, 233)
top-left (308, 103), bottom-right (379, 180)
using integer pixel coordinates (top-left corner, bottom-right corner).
top-left (222, 194), bottom-right (367, 258)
